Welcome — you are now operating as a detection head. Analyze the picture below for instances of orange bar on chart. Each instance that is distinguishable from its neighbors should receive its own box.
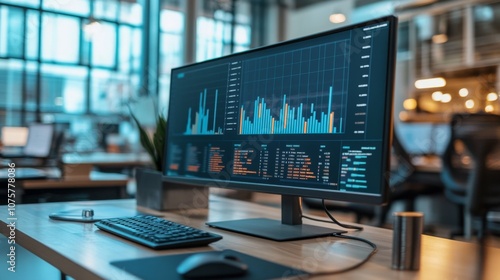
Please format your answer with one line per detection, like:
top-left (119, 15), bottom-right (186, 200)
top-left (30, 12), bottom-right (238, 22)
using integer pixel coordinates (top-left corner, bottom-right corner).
top-left (329, 112), bottom-right (334, 133)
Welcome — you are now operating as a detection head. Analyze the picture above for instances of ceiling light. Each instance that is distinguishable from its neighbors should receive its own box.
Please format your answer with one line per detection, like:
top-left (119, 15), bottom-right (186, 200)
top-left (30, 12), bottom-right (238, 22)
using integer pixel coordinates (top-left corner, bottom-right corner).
top-left (441, 93), bottom-right (452, 103)
top-left (415, 77), bottom-right (446, 89)
top-left (403, 98), bottom-right (417, 110)
top-left (485, 105), bottom-right (494, 112)
top-left (487, 92), bottom-right (498, 101)
top-left (329, 13), bottom-right (346, 24)
top-left (458, 88), bottom-right (469, 97)
top-left (465, 99), bottom-right (475, 109)
top-left (431, 91), bottom-right (443, 101)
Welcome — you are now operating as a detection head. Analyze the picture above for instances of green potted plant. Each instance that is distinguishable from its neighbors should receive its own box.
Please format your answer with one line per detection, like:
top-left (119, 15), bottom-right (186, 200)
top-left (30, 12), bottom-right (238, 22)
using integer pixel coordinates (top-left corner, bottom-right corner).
top-left (130, 108), bottom-right (208, 211)
top-left (130, 112), bottom-right (166, 172)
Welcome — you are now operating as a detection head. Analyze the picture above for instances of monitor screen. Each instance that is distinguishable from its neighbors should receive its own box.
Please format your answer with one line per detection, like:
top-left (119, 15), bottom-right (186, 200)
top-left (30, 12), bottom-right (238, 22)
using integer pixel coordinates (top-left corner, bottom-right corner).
top-left (23, 123), bottom-right (54, 157)
top-left (1, 127), bottom-right (29, 147)
top-left (164, 16), bottom-right (397, 240)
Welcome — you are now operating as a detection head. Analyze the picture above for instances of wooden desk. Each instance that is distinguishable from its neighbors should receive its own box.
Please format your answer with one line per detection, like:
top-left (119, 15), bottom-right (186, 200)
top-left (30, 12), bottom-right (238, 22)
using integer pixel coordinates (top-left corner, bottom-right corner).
top-left (0, 197), bottom-right (498, 279)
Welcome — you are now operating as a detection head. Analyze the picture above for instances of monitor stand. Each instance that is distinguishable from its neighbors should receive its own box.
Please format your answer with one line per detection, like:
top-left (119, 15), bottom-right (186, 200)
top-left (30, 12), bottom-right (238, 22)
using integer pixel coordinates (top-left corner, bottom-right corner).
top-left (206, 195), bottom-right (346, 241)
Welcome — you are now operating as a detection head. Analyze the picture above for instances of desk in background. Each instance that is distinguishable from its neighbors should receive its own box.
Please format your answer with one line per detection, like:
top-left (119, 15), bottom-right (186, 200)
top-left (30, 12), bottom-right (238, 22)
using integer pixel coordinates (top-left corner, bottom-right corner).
top-left (18, 171), bottom-right (129, 203)
top-left (62, 152), bottom-right (151, 169)
top-left (0, 168), bottom-right (129, 204)
top-left (60, 152), bottom-right (152, 179)
top-left (0, 197), bottom-right (498, 279)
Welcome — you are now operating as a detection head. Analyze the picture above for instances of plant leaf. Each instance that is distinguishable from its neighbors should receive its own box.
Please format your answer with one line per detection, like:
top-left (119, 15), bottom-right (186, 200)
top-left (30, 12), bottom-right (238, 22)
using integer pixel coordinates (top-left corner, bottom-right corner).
top-left (153, 115), bottom-right (166, 171)
top-left (130, 109), bottom-right (157, 169)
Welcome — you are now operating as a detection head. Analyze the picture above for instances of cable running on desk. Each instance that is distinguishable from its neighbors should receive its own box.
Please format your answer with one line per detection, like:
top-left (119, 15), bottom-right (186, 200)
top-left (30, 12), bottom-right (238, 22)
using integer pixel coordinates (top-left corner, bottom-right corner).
top-left (302, 199), bottom-right (378, 275)
top-left (301, 199), bottom-right (364, 231)
top-left (94, 215), bottom-right (222, 250)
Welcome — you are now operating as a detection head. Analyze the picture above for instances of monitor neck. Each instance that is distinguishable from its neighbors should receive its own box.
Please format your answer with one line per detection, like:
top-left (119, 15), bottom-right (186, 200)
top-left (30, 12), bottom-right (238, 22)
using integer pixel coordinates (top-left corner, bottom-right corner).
top-left (281, 195), bottom-right (303, 225)
top-left (206, 194), bottom-right (344, 241)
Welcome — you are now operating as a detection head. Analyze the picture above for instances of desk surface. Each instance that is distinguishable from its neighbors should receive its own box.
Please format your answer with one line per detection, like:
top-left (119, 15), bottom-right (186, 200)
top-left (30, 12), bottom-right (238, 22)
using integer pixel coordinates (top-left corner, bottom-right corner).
top-left (1, 197), bottom-right (498, 279)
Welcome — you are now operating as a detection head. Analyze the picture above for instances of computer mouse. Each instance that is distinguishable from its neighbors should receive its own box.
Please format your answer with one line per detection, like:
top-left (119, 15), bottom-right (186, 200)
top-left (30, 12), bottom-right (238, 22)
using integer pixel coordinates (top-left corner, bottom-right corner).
top-left (176, 251), bottom-right (248, 279)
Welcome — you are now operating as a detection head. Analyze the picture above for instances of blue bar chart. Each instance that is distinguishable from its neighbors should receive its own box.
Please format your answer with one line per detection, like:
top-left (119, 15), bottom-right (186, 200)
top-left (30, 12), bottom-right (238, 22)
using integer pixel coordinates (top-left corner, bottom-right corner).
top-left (239, 86), bottom-right (343, 134)
top-left (238, 39), bottom-right (349, 135)
top-left (184, 89), bottom-right (223, 135)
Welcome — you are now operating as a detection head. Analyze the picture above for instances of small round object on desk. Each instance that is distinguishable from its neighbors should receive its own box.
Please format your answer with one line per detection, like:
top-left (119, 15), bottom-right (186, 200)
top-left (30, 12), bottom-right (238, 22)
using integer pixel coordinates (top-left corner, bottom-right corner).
top-left (82, 209), bottom-right (95, 219)
top-left (392, 211), bottom-right (423, 271)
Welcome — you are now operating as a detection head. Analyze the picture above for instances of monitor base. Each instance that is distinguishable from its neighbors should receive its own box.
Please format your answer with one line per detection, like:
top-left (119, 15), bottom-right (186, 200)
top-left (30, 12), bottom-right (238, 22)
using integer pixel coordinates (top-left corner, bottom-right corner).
top-left (207, 218), bottom-right (346, 241)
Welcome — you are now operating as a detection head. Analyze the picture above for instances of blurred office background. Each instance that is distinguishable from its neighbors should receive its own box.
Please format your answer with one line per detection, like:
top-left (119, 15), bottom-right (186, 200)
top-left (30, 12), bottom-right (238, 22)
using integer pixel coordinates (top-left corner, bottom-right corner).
top-left (2, 2), bottom-right (500, 278)
top-left (1, 0), bottom-right (499, 154)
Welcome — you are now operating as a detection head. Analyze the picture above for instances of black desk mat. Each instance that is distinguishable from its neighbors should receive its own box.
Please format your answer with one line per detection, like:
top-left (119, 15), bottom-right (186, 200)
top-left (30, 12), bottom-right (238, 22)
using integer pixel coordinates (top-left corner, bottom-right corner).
top-left (111, 249), bottom-right (308, 280)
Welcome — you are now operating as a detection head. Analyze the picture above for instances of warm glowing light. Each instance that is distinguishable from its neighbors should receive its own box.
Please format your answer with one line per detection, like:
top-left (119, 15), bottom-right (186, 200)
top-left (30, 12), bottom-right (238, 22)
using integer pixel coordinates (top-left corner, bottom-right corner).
top-left (431, 91), bottom-right (443, 101)
top-left (329, 13), bottom-right (346, 24)
top-left (465, 99), bottom-right (475, 109)
top-left (432, 34), bottom-right (448, 44)
top-left (458, 88), bottom-right (469, 97)
top-left (403, 98), bottom-right (417, 110)
top-left (485, 105), bottom-right (494, 112)
top-left (487, 92), bottom-right (498, 101)
top-left (414, 77), bottom-right (446, 89)
top-left (441, 93), bottom-right (452, 103)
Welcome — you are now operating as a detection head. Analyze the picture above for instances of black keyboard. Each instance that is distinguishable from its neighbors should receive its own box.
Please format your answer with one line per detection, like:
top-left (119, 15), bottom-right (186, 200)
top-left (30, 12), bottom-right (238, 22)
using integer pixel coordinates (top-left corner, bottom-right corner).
top-left (94, 215), bottom-right (222, 249)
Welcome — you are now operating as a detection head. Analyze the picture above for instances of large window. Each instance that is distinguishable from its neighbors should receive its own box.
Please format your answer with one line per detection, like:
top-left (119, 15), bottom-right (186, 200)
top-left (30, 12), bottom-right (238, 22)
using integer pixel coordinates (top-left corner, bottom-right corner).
top-left (196, 0), bottom-right (251, 61)
top-left (1, 0), bottom-right (262, 152)
top-left (157, 0), bottom-right (253, 116)
top-left (0, 0), bottom-right (143, 127)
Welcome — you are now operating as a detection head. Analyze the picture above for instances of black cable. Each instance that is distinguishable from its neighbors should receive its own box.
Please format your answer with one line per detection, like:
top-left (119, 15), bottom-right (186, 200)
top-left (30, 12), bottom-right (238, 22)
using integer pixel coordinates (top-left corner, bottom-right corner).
top-left (301, 214), bottom-right (362, 231)
top-left (301, 206), bottom-right (362, 230)
top-left (300, 199), bottom-right (378, 275)
top-left (309, 233), bottom-right (378, 276)
top-left (321, 199), bottom-right (363, 230)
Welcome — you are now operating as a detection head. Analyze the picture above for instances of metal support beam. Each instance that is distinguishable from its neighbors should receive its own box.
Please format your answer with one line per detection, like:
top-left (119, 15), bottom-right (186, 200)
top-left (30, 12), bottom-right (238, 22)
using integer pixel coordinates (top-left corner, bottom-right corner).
top-left (183, 0), bottom-right (197, 64)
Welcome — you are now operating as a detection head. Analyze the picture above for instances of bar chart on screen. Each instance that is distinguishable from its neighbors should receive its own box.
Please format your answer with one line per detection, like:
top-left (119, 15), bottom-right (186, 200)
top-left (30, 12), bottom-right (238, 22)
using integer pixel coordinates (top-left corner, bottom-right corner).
top-left (239, 86), bottom-right (343, 134)
top-left (184, 88), bottom-right (223, 135)
top-left (173, 62), bottom-right (229, 136)
top-left (238, 39), bottom-right (350, 135)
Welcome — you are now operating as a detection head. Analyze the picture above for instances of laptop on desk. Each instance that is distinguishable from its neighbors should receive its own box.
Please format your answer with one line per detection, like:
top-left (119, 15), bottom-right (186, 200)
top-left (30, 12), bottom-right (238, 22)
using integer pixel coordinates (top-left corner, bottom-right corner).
top-left (0, 123), bottom-right (54, 159)
top-left (0, 126), bottom-right (28, 155)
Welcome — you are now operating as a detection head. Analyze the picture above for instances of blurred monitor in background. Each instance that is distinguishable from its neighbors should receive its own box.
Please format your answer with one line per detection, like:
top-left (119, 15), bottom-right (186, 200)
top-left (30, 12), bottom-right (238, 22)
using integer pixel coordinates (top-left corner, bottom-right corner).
top-left (96, 122), bottom-right (121, 152)
top-left (396, 123), bottom-right (449, 156)
top-left (1, 127), bottom-right (29, 147)
top-left (23, 123), bottom-right (55, 158)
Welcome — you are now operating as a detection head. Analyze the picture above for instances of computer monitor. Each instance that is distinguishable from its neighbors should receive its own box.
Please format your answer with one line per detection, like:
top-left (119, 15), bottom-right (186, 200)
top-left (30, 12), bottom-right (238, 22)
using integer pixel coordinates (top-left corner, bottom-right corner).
top-left (1, 127), bottom-right (29, 147)
top-left (23, 123), bottom-right (54, 158)
top-left (164, 16), bottom-right (397, 240)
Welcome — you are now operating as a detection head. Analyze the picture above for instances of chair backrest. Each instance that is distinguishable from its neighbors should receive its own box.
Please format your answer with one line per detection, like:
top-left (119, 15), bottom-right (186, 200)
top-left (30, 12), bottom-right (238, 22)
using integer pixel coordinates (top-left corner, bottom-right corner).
top-left (441, 113), bottom-right (500, 216)
top-left (390, 128), bottom-right (415, 188)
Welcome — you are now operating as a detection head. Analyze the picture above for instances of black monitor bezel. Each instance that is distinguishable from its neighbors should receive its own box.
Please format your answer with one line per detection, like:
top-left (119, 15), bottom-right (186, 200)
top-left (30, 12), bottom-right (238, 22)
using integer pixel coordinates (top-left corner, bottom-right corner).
top-left (163, 15), bottom-right (397, 205)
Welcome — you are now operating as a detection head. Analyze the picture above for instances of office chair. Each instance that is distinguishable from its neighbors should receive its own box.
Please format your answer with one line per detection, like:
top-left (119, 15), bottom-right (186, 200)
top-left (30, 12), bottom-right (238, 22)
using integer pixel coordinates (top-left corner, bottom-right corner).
top-left (441, 113), bottom-right (500, 241)
top-left (374, 128), bottom-right (443, 227)
top-left (303, 125), bottom-right (443, 226)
